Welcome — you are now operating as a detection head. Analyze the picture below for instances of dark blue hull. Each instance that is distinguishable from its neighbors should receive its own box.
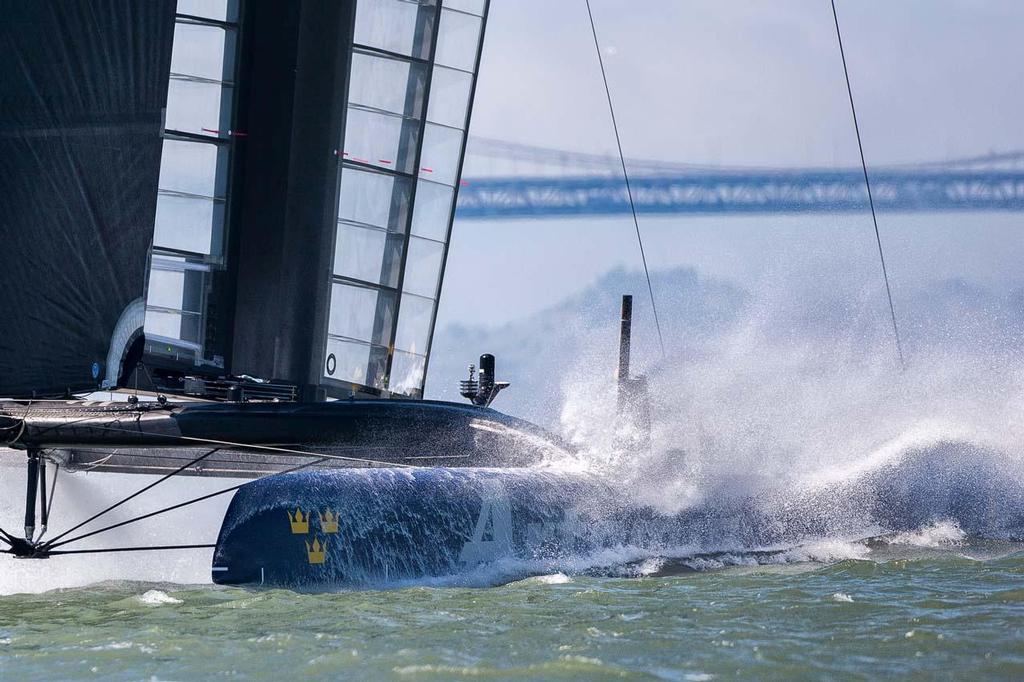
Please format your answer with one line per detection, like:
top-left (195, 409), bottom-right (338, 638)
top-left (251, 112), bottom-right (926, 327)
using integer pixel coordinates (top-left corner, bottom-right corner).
top-left (211, 468), bottom-right (615, 588)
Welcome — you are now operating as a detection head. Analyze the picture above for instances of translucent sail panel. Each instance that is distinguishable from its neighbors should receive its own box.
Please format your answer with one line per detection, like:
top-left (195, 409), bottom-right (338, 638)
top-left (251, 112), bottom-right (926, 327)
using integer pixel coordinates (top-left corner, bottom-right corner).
top-left (328, 282), bottom-right (396, 346)
top-left (410, 179), bottom-right (454, 241)
top-left (333, 223), bottom-right (405, 289)
top-left (144, 257), bottom-right (208, 350)
top-left (441, 0), bottom-right (486, 15)
top-left (337, 166), bottom-right (413, 231)
top-left (154, 139), bottom-right (227, 255)
top-left (426, 66), bottom-right (473, 129)
top-left (153, 194), bottom-right (226, 255)
top-left (390, 350), bottom-right (426, 396)
top-left (434, 8), bottom-right (483, 72)
top-left (418, 123), bottom-right (464, 186)
top-left (157, 139), bottom-right (228, 199)
top-left (353, 0), bottom-right (436, 60)
top-left (401, 236), bottom-right (445, 298)
top-left (165, 21), bottom-right (236, 136)
top-left (349, 50), bottom-right (427, 118)
top-left (392, 238), bottom-right (440, 395)
top-left (324, 337), bottom-right (389, 389)
top-left (325, 282), bottom-right (397, 387)
top-left (176, 0), bottom-right (240, 22)
top-left (394, 293), bottom-right (434, 355)
top-left (170, 21), bottom-right (236, 82)
top-left (166, 79), bottom-right (234, 136)
top-left (344, 107), bottom-right (421, 174)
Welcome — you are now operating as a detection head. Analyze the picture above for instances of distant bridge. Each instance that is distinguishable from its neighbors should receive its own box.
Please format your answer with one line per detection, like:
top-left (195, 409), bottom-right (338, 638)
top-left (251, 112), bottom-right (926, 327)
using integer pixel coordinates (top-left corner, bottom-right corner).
top-left (456, 140), bottom-right (1024, 219)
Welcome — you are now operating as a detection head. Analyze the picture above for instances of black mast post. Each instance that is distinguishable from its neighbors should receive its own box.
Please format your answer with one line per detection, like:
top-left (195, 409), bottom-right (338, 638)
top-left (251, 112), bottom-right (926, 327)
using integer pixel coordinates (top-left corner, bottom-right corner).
top-left (37, 457), bottom-right (48, 539)
top-left (24, 450), bottom-right (39, 542)
top-left (617, 295), bottom-right (633, 412)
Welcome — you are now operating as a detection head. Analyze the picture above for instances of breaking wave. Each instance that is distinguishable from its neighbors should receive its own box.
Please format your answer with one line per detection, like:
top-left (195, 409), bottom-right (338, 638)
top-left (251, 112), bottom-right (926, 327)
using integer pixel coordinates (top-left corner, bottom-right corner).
top-left (536, 270), bottom-right (1024, 578)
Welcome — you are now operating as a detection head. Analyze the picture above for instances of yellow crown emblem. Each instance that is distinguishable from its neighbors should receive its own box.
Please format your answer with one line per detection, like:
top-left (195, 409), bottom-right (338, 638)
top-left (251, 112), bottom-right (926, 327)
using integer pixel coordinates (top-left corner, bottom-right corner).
top-left (287, 508), bottom-right (309, 534)
top-left (318, 508), bottom-right (339, 534)
top-left (306, 536), bottom-right (327, 564)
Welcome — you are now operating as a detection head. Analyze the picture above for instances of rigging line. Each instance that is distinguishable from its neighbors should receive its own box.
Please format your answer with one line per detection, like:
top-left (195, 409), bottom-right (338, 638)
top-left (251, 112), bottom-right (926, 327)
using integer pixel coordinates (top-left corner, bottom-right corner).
top-left (44, 460), bottom-right (58, 522)
top-left (584, 0), bottom-right (666, 358)
top-left (830, 0), bottom-right (906, 370)
top-left (43, 448), bottom-right (221, 546)
top-left (48, 543), bottom-right (216, 556)
top-left (42, 455), bottom-right (331, 551)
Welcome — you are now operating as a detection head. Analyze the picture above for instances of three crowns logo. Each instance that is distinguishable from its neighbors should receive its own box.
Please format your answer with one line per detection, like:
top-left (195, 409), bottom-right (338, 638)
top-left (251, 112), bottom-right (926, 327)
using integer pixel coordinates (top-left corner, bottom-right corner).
top-left (287, 509), bottom-right (309, 534)
top-left (318, 508), bottom-right (339, 534)
top-left (306, 537), bottom-right (327, 564)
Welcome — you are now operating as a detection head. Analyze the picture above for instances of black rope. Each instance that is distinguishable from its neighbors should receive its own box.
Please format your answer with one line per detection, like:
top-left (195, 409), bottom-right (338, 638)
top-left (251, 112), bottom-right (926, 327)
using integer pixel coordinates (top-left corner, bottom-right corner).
top-left (48, 543), bottom-right (216, 556)
top-left (831, 0), bottom-right (905, 370)
top-left (0, 528), bottom-right (14, 547)
top-left (584, 0), bottom-right (666, 358)
top-left (43, 448), bottom-right (221, 546)
top-left (42, 456), bottom-right (330, 551)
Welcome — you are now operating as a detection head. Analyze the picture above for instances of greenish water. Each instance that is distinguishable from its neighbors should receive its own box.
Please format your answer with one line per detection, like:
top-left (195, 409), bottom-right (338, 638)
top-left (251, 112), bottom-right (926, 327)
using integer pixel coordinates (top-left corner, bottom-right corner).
top-left (2, 549), bottom-right (1023, 680)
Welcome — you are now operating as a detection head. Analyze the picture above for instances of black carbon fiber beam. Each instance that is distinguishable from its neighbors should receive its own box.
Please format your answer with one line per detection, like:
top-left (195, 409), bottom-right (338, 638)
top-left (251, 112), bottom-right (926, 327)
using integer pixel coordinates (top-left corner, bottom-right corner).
top-left (24, 450), bottom-right (39, 541)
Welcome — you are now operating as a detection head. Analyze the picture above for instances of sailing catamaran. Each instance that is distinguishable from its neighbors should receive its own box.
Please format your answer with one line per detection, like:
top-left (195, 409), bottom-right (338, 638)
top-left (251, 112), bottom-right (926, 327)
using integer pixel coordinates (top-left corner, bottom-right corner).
top-left (2, 1), bottom-right (654, 586)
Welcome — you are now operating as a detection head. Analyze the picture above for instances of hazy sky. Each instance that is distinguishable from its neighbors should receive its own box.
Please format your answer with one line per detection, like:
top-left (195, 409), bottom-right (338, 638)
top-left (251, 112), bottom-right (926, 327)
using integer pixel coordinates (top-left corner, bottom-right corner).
top-left (435, 0), bottom-right (1024, 328)
top-left (468, 0), bottom-right (1024, 166)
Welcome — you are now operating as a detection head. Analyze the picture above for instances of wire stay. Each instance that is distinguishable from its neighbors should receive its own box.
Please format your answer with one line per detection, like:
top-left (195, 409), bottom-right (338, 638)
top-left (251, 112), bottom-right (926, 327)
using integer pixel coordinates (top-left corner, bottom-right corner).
top-left (584, 0), bottom-right (666, 358)
top-left (831, 0), bottom-right (906, 370)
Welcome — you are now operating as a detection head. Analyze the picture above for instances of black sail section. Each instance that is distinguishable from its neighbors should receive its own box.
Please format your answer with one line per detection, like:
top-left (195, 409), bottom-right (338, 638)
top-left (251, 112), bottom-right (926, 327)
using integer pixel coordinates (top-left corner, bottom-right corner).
top-left (0, 1), bottom-right (175, 396)
top-left (228, 0), bottom-right (357, 401)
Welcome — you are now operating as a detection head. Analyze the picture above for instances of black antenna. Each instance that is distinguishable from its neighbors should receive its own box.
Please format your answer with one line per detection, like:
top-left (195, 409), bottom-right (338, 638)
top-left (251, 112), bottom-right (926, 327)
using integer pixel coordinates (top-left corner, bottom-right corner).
top-left (831, 0), bottom-right (906, 370)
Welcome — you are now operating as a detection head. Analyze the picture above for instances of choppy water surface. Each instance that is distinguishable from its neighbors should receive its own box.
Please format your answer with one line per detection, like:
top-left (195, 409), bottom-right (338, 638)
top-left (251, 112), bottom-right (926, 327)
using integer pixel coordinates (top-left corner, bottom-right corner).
top-left (1, 540), bottom-right (1023, 680)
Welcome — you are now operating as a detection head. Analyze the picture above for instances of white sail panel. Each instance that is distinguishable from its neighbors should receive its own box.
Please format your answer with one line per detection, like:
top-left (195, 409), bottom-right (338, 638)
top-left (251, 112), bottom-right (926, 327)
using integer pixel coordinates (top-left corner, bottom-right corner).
top-left (353, 0), bottom-right (435, 59)
top-left (153, 195), bottom-right (225, 255)
top-left (434, 7), bottom-right (483, 72)
top-left (349, 51), bottom-right (427, 115)
top-left (144, 256), bottom-right (208, 352)
top-left (426, 66), bottom-right (473, 129)
top-left (337, 166), bottom-right (413, 230)
top-left (419, 123), bottom-right (463, 186)
top-left (176, 0), bottom-right (239, 22)
top-left (410, 180), bottom-right (455, 241)
top-left (323, 0), bottom-right (488, 398)
top-left (333, 223), bottom-right (404, 288)
top-left (144, 8), bottom-right (240, 372)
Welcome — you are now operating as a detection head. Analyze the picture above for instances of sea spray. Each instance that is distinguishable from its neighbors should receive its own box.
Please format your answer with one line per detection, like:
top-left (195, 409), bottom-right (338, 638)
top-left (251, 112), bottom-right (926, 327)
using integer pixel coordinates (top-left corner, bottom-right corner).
top-left (551, 269), bottom-right (1024, 559)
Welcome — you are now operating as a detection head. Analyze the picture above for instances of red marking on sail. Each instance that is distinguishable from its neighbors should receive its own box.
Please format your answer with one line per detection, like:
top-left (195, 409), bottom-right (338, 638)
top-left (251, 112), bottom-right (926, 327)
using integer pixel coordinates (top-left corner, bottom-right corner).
top-left (353, 157), bottom-right (369, 163)
top-left (421, 167), bottom-right (434, 173)
top-left (460, 179), bottom-right (470, 187)
top-left (201, 128), bottom-right (222, 135)
top-left (378, 159), bottom-right (392, 165)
